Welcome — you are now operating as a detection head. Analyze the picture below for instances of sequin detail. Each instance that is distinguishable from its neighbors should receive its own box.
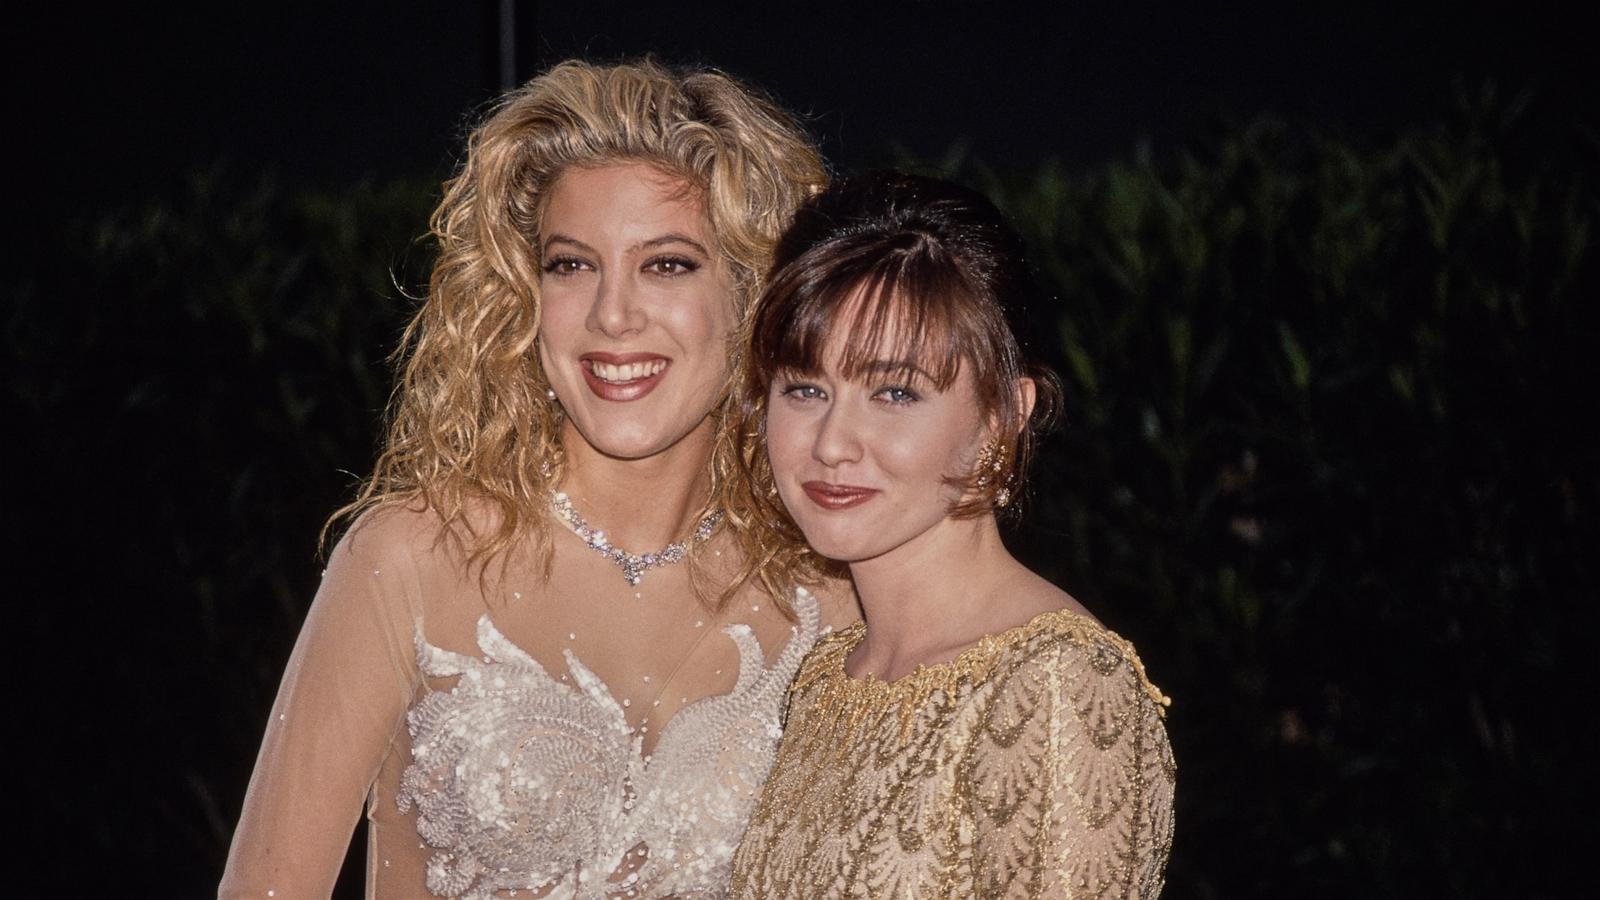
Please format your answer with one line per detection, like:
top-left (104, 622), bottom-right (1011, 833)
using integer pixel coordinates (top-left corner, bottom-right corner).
top-left (397, 589), bottom-right (822, 899)
top-left (729, 609), bottom-right (1176, 899)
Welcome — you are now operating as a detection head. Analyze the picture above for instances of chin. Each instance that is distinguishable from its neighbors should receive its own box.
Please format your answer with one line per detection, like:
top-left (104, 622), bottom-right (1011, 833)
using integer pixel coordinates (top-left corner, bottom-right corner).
top-left (570, 409), bottom-right (713, 460)
top-left (584, 429), bottom-right (677, 460)
top-left (811, 542), bottom-right (895, 566)
top-left (790, 523), bottom-right (886, 565)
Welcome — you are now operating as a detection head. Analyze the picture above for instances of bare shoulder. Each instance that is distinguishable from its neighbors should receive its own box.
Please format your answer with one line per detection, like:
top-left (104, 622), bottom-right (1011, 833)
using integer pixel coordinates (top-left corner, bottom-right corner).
top-left (1002, 565), bottom-right (1101, 628)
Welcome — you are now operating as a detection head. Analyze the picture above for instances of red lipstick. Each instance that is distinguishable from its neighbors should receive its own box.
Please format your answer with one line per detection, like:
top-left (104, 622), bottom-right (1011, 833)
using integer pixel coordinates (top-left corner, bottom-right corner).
top-left (579, 351), bottom-right (670, 402)
top-left (801, 481), bottom-right (879, 510)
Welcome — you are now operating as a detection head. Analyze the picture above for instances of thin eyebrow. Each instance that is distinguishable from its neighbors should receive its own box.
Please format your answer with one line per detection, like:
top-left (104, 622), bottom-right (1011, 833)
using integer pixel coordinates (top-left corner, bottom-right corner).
top-left (857, 359), bottom-right (937, 382)
top-left (541, 233), bottom-right (712, 257)
top-left (639, 234), bottom-right (712, 256)
top-left (542, 234), bottom-right (595, 256)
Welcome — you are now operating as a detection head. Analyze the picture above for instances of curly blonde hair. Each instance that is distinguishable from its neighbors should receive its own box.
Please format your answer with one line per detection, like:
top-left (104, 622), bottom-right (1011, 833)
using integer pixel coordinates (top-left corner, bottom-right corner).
top-left (331, 58), bottom-right (830, 606)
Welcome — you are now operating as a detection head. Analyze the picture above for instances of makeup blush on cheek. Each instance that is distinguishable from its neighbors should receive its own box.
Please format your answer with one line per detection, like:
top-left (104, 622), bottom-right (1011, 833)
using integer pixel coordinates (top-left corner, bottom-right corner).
top-left (534, 162), bottom-right (736, 461)
top-left (762, 362), bottom-right (989, 565)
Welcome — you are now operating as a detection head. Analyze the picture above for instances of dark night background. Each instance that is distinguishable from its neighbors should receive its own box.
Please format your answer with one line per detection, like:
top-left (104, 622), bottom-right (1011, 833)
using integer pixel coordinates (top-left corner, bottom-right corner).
top-left (6, 1), bottom-right (1595, 896)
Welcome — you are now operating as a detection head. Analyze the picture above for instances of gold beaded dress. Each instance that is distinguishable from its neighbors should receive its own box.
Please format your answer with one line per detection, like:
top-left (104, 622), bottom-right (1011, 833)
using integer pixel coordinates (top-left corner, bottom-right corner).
top-left (729, 609), bottom-right (1175, 899)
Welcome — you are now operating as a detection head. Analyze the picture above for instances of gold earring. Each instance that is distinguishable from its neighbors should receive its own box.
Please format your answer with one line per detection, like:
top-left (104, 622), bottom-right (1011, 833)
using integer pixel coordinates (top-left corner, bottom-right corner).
top-left (974, 439), bottom-right (1003, 487)
top-left (976, 439), bottom-right (1013, 508)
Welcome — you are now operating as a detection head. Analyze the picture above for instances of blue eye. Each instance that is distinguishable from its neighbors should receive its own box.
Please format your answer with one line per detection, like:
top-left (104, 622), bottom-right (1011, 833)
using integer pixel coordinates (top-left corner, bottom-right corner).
top-left (878, 386), bottom-right (919, 404)
top-left (780, 382), bottom-right (826, 401)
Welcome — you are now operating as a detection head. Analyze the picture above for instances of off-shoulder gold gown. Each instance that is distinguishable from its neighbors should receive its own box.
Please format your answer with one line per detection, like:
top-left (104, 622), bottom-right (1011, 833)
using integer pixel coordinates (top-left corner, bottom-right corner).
top-left (729, 608), bottom-right (1175, 899)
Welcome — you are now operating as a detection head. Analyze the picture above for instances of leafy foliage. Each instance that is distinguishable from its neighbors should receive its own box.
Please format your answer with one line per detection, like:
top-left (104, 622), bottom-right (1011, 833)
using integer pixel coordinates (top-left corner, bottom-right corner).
top-left (7, 92), bottom-right (1594, 895)
top-left (959, 93), bottom-right (1597, 898)
top-left (8, 170), bottom-right (433, 896)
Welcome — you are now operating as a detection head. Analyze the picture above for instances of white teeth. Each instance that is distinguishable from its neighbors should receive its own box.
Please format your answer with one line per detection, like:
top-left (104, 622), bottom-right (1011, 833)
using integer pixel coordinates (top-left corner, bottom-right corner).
top-left (588, 359), bottom-right (667, 383)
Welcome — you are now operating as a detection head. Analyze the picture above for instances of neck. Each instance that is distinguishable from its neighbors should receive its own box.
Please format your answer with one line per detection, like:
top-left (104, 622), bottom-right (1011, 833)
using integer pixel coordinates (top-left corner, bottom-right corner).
top-left (556, 417), bottom-right (717, 550)
top-left (847, 513), bottom-right (1024, 662)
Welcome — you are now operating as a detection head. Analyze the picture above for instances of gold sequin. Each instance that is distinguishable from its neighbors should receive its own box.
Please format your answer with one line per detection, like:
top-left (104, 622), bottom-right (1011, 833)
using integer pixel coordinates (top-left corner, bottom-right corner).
top-left (730, 609), bottom-right (1176, 899)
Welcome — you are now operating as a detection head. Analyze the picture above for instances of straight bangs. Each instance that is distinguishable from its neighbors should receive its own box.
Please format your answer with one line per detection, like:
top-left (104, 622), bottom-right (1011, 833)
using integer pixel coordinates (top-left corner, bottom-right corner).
top-left (739, 170), bottom-right (1059, 529)
top-left (752, 235), bottom-right (993, 395)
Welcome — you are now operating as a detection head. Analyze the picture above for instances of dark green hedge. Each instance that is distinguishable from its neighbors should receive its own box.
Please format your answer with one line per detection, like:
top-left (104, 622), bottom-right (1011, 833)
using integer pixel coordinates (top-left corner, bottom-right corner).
top-left (8, 173), bottom-right (433, 896)
top-left (961, 97), bottom-right (1597, 897)
top-left (8, 93), bottom-right (1594, 896)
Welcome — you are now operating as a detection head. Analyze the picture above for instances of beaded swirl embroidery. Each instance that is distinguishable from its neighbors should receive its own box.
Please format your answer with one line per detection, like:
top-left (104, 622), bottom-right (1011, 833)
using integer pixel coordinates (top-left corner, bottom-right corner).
top-left (397, 589), bottom-right (822, 899)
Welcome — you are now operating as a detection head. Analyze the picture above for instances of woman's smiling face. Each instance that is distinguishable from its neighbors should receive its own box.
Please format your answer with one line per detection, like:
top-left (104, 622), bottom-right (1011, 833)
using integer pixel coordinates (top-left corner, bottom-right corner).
top-left (537, 162), bottom-right (736, 460)
top-left (764, 310), bottom-right (989, 564)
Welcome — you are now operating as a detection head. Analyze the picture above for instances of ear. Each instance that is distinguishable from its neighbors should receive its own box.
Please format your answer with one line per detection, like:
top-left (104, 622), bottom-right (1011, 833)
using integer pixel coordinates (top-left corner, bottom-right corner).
top-left (981, 376), bottom-right (1038, 445)
top-left (1014, 376), bottom-right (1038, 433)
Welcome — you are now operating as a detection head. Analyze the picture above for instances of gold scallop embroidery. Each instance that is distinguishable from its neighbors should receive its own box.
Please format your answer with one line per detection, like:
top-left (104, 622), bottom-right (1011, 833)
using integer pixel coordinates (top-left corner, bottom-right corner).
top-left (732, 609), bottom-right (1176, 899)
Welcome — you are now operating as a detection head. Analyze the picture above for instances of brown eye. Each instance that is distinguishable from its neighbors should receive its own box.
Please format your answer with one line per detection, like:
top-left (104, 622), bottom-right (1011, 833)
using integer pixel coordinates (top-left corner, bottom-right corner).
top-left (645, 255), bottom-right (699, 276)
top-left (542, 256), bottom-right (590, 276)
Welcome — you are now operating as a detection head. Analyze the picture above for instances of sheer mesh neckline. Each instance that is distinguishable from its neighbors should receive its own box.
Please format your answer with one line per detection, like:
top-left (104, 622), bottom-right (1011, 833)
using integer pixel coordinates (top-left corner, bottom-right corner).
top-left (423, 612), bottom-right (775, 759)
top-left (219, 505), bottom-right (835, 900)
top-left (397, 587), bottom-right (825, 898)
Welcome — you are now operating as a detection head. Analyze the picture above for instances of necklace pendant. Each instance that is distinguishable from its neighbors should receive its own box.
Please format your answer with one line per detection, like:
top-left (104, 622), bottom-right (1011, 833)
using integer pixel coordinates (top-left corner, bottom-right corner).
top-left (623, 558), bottom-right (645, 585)
top-left (550, 490), bottom-right (724, 587)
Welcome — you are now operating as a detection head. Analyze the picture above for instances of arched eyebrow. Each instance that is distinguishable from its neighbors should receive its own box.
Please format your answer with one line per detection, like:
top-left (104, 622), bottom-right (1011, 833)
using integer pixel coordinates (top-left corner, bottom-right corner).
top-left (639, 234), bottom-right (712, 256)
top-left (541, 233), bottom-right (711, 257)
top-left (855, 358), bottom-right (938, 382)
top-left (544, 232), bottom-right (595, 254)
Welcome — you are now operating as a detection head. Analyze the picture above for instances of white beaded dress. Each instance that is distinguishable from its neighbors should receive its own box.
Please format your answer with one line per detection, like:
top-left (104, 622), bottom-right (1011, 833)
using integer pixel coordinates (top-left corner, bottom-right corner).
top-left (220, 504), bottom-right (830, 899)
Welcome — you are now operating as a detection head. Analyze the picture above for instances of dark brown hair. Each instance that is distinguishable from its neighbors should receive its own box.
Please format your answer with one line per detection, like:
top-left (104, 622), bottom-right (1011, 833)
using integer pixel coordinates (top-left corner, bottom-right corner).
top-left (735, 170), bottom-right (1061, 531)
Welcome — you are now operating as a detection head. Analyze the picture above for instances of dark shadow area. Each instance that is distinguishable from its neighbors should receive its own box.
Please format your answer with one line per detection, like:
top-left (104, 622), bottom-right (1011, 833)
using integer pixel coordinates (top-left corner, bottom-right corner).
top-left (8, 84), bottom-right (1593, 896)
top-left (6, 2), bottom-right (1595, 895)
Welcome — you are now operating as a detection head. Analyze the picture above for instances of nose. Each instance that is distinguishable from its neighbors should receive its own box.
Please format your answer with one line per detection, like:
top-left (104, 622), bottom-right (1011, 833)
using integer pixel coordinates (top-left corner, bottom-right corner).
top-left (586, 271), bottom-right (646, 338)
top-left (812, 400), bottom-right (864, 468)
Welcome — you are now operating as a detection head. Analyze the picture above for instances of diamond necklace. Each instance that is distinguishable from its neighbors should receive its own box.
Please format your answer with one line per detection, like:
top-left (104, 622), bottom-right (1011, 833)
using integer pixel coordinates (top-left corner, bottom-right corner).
top-left (550, 491), bottom-right (724, 585)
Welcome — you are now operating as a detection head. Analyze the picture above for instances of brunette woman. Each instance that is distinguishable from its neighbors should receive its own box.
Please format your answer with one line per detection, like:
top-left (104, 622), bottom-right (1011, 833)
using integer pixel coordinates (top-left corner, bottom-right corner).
top-left (730, 172), bottom-right (1175, 898)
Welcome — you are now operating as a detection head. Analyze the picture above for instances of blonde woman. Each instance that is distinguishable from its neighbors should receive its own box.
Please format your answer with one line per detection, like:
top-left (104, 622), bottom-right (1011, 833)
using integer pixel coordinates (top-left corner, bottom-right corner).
top-left (221, 59), bottom-right (853, 899)
top-left (729, 172), bottom-right (1175, 898)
